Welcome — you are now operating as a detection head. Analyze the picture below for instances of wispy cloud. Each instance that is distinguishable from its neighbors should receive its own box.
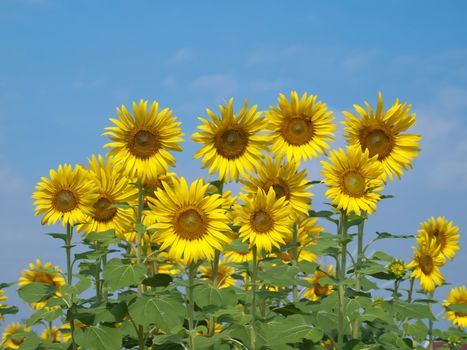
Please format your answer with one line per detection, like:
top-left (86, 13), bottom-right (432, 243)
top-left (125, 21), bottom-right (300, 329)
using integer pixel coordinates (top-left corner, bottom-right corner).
top-left (163, 75), bottom-right (177, 89)
top-left (245, 44), bottom-right (304, 66)
top-left (247, 79), bottom-right (283, 93)
top-left (168, 47), bottom-right (195, 64)
top-left (191, 73), bottom-right (238, 97)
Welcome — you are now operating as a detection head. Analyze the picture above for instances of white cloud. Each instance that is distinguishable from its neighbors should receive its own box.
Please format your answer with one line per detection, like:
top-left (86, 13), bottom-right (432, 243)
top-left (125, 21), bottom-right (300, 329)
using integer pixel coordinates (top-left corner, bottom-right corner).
top-left (414, 86), bottom-right (467, 190)
top-left (0, 166), bottom-right (23, 194)
top-left (163, 75), bottom-right (177, 89)
top-left (168, 47), bottom-right (195, 64)
top-left (245, 44), bottom-right (304, 66)
top-left (191, 74), bottom-right (238, 97)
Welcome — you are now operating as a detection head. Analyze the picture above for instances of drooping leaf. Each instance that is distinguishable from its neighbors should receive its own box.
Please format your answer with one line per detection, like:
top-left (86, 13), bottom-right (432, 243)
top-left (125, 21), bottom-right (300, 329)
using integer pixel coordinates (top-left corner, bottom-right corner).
top-left (74, 325), bottom-right (122, 350)
top-left (128, 294), bottom-right (185, 331)
top-left (102, 259), bottom-right (146, 290)
top-left (18, 282), bottom-right (56, 303)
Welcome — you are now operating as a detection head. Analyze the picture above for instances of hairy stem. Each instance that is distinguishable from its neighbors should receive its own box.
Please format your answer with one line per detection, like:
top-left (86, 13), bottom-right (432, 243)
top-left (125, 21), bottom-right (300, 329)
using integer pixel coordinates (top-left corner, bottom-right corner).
top-left (250, 246), bottom-right (258, 350)
top-left (65, 223), bottom-right (77, 350)
top-left (337, 211), bottom-right (348, 350)
top-left (188, 263), bottom-right (197, 350)
top-left (352, 217), bottom-right (365, 339)
top-left (291, 223), bottom-right (299, 303)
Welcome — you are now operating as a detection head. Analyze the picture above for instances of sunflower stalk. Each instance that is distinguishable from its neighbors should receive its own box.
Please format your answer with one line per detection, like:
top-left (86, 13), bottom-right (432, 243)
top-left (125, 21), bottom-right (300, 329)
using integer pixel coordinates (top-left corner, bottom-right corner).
top-left (250, 246), bottom-right (258, 350)
top-left (135, 182), bottom-right (146, 350)
top-left (208, 180), bottom-right (223, 340)
top-left (291, 223), bottom-right (299, 303)
top-left (94, 241), bottom-right (102, 303)
top-left (187, 263), bottom-right (197, 350)
top-left (65, 223), bottom-right (77, 350)
top-left (428, 291), bottom-right (434, 350)
top-left (352, 216), bottom-right (365, 339)
top-left (337, 211), bottom-right (348, 350)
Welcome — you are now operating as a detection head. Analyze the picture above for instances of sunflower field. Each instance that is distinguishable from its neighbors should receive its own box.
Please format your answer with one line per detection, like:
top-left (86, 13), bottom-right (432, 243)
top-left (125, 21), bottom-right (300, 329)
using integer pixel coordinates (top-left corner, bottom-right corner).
top-left (0, 92), bottom-right (465, 350)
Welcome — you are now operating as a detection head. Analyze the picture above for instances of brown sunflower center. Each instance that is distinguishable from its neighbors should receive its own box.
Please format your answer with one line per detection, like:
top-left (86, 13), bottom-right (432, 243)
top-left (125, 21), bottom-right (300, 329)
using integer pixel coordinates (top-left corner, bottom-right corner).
top-left (175, 207), bottom-right (206, 240)
top-left (281, 116), bottom-right (314, 146)
top-left (11, 335), bottom-right (25, 346)
top-left (128, 129), bottom-right (160, 159)
top-left (343, 171), bottom-right (366, 197)
top-left (214, 127), bottom-right (249, 159)
top-left (93, 197), bottom-right (117, 223)
top-left (420, 254), bottom-right (434, 275)
top-left (33, 272), bottom-right (56, 285)
top-left (252, 210), bottom-right (274, 233)
top-left (314, 282), bottom-right (330, 297)
top-left (54, 190), bottom-right (77, 213)
top-left (264, 178), bottom-right (290, 199)
top-left (361, 128), bottom-right (393, 159)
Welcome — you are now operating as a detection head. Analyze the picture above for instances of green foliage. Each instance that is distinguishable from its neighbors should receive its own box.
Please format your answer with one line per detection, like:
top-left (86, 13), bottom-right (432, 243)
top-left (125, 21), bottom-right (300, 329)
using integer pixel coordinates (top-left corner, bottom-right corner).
top-left (103, 259), bottom-right (146, 290)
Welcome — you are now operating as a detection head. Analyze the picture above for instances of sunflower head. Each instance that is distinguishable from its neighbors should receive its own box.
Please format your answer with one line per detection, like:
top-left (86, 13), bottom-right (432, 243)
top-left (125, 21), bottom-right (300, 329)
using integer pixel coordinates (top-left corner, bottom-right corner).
top-left (387, 259), bottom-right (407, 279)
top-left (76, 154), bottom-right (138, 236)
top-left (104, 100), bottom-right (184, 182)
top-left (443, 286), bottom-right (467, 328)
top-left (407, 239), bottom-right (445, 293)
top-left (417, 216), bottom-right (460, 263)
top-left (266, 91), bottom-right (337, 163)
top-left (2, 323), bottom-right (31, 349)
top-left (40, 327), bottom-right (62, 343)
top-left (321, 145), bottom-right (384, 215)
top-left (33, 164), bottom-right (98, 227)
top-left (343, 92), bottom-right (421, 181)
top-left (200, 262), bottom-right (235, 288)
top-left (234, 188), bottom-right (292, 253)
top-left (304, 265), bottom-right (335, 301)
top-left (146, 177), bottom-right (231, 263)
top-left (241, 155), bottom-right (313, 218)
top-left (192, 98), bottom-right (269, 182)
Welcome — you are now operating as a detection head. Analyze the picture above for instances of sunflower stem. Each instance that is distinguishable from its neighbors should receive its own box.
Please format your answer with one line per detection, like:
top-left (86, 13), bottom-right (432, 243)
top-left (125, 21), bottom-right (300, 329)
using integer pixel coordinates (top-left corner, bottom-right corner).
top-left (188, 263), bottom-right (197, 350)
top-left (407, 278), bottom-right (415, 303)
top-left (337, 211), bottom-right (348, 350)
top-left (208, 180), bottom-right (224, 341)
top-left (291, 223), bottom-right (299, 303)
top-left (65, 223), bottom-right (77, 350)
top-left (101, 252), bottom-right (108, 302)
top-left (428, 291), bottom-right (434, 350)
top-left (352, 216), bottom-right (365, 339)
top-left (94, 241), bottom-right (102, 303)
top-left (250, 246), bottom-right (258, 350)
top-left (135, 182), bottom-right (146, 350)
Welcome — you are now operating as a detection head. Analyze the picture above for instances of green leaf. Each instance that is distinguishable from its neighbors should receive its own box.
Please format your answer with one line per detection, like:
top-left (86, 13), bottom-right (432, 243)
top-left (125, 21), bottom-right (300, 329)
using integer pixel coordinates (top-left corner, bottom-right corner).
top-left (18, 282), bottom-right (56, 303)
top-left (194, 285), bottom-right (223, 307)
top-left (93, 302), bottom-right (127, 323)
top-left (102, 259), bottom-right (146, 290)
top-left (74, 325), bottom-right (122, 350)
top-left (128, 294), bottom-right (185, 331)
top-left (393, 300), bottom-right (436, 320)
top-left (46, 233), bottom-right (67, 242)
top-left (445, 303), bottom-right (467, 313)
top-left (375, 231), bottom-right (415, 240)
top-left (86, 229), bottom-right (119, 245)
top-left (225, 239), bottom-right (250, 253)
top-left (142, 273), bottom-right (173, 288)
top-left (16, 331), bottom-right (41, 350)
top-left (26, 307), bottom-right (62, 326)
top-left (264, 315), bottom-right (324, 346)
top-left (403, 320), bottom-right (428, 342)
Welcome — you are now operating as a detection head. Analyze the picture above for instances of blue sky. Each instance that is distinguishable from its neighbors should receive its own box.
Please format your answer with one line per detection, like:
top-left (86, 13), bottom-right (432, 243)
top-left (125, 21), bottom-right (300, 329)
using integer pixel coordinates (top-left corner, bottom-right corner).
top-left (1, 0), bottom-right (466, 330)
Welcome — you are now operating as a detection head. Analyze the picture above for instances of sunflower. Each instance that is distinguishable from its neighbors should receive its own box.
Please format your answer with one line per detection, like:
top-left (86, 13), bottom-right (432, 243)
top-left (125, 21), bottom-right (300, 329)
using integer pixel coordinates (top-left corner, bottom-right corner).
top-left (200, 262), bottom-right (235, 288)
top-left (2, 323), bottom-right (30, 349)
top-left (224, 249), bottom-right (254, 263)
top-left (60, 322), bottom-right (87, 343)
top-left (0, 289), bottom-right (7, 321)
top-left (33, 164), bottom-right (98, 226)
top-left (387, 259), bottom-right (407, 280)
top-left (266, 91), bottom-right (336, 163)
top-left (304, 265), bottom-right (335, 301)
top-left (406, 239), bottom-right (445, 293)
top-left (192, 98), bottom-right (268, 182)
top-left (104, 99), bottom-right (184, 182)
top-left (342, 92), bottom-right (421, 181)
top-left (234, 188), bottom-right (292, 253)
top-left (77, 154), bottom-right (138, 236)
top-left (40, 327), bottom-right (62, 343)
top-left (416, 216), bottom-right (460, 264)
top-left (242, 155), bottom-right (313, 217)
top-left (146, 177), bottom-right (231, 263)
top-left (196, 321), bottom-right (222, 336)
top-left (18, 260), bottom-right (65, 309)
top-left (321, 145), bottom-right (384, 215)
top-left (276, 217), bottom-right (323, 263)
top-left (443, 286), bottom-right (467, 328)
